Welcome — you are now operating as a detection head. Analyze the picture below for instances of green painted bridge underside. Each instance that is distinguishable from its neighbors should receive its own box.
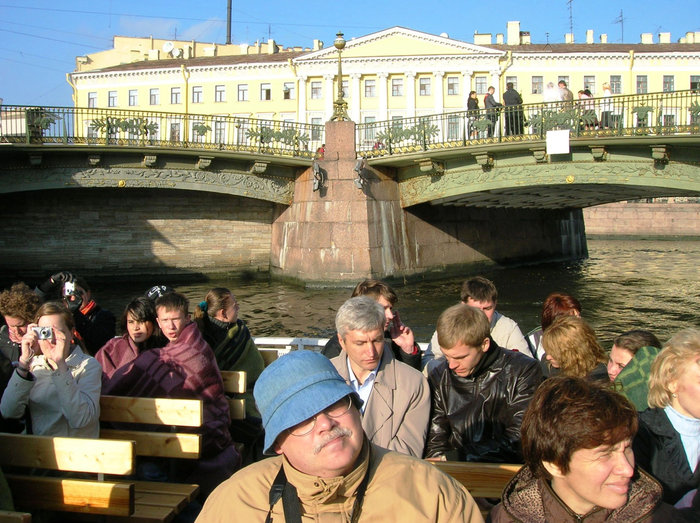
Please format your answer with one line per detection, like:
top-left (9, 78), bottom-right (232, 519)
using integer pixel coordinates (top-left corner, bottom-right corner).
top-left (396, 143), bottom-right (700, 209)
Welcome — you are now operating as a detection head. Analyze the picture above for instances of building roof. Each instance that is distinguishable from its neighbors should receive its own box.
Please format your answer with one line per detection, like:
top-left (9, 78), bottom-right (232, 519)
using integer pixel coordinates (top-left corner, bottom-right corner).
top-left (484, 43), bottom-right (700, 53)
top-left (94, 50), bottom-right (306, 73)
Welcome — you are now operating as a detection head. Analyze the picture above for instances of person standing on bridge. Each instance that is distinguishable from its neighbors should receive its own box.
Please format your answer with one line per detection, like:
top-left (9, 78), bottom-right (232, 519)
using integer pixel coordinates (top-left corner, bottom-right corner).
top-left (484, 86), bottom-right (502, 138)
top-left (503, 82), bottom-right (524, 136)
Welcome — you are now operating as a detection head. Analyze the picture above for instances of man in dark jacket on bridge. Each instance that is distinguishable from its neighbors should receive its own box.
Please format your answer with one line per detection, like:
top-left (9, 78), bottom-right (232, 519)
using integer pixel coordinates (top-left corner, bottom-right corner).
top-left (425, 303), bottom-right (543, 463)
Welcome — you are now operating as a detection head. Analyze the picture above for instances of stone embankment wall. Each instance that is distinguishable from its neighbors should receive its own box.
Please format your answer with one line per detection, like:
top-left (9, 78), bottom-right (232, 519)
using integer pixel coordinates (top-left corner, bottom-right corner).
top-left (0, 188), bottom-right (278, 280)
top-left (583, 202), bottom-right (700, 236)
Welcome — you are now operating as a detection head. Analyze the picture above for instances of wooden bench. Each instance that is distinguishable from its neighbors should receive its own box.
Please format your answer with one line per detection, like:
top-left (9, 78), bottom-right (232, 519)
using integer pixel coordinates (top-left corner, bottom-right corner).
top-left (0, 510), bottom-right (32, 523)
top-left (431, 461), bottom-right (521, 499)
top-left (99, 395), bottom-right (204, 523)
top-left (220, 370), bottom-right (246, 420)
top-left (0, 433), bottom-right (135, 518)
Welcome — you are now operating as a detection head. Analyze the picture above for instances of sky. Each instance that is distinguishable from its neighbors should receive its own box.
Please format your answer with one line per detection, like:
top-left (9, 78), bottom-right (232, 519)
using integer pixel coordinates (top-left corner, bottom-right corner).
top-left (0, 0), bottom-right (697, 107)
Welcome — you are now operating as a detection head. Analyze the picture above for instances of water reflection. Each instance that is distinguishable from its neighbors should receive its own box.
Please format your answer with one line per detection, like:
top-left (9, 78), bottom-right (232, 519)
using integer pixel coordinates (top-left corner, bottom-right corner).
top-left (46, 239), bottom-right (700, 348)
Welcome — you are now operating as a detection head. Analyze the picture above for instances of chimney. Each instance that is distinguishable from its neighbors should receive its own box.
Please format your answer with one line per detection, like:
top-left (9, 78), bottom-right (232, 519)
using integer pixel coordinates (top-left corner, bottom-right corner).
top-left (600, 34), bottom-right (608, 43)
top-left (659, 32), bottom-right (671, 44)
top-left (474, 32), bottom-right (493, 45)
top-left (565, 33), bottom-right (574, 44)
top-left (685, 31), bottom-right (695, 43)
top-left (496, 33), bottom-right (504, 44)
top-left (640, 33), bottom-right (654, 44)
top-left (313, 39), bottom-right (323, 50)
top-left (507, 21), bottom-right (520, 45)
top-left (586, 30), bottom-right (594, 44)
top-left (520, 31), bottom-right (531, 44)
top-left (267, 38), bottom-right (277, 54)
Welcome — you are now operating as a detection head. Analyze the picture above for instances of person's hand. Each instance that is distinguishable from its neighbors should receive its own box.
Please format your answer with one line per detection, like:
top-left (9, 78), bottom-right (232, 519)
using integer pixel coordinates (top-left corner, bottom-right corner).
top-left (38, 271), bottom-right (75, 295)
top-left (65, 293), bottom-right (83, 313)
top-left (19, 324), bottom-right (39, 369)
top-left (37, 325), bottom-right (70, 372)
top-left (389, 310), bottom-right (416, 354)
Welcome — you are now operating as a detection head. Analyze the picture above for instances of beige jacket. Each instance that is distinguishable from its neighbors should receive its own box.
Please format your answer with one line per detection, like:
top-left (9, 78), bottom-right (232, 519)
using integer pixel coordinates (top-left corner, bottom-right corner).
top-left (331, 348), bottom-right (430, 457)
top-left (197, 442), bottom-right (484, 522)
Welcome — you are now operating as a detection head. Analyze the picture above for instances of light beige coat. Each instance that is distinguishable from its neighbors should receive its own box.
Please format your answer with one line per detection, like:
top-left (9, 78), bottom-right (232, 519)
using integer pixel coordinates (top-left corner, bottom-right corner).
top-left (332, 347), bottom-right (430, 457)
top-left (197, 442), bottom-right (484, 522)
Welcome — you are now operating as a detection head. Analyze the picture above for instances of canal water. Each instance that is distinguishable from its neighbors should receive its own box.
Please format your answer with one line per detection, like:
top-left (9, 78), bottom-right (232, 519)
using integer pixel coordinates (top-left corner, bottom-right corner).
top-left (80, 237), bottom-right (699, 349)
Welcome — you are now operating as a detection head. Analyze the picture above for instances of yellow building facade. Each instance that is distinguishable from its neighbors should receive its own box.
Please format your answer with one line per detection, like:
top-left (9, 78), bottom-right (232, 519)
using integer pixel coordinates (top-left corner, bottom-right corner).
top-left (69, 22), bottom-right (700, 129)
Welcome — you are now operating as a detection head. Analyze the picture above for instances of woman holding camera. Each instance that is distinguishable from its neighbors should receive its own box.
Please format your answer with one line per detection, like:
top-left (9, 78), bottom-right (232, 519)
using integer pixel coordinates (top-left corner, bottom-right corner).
top-left (0, 301), bottom-right (101, 437)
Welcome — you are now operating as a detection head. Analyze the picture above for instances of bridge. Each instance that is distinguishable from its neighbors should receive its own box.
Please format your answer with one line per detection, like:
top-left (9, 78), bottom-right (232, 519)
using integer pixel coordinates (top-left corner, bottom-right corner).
top-left (1, 90), bottom-right (699, 284)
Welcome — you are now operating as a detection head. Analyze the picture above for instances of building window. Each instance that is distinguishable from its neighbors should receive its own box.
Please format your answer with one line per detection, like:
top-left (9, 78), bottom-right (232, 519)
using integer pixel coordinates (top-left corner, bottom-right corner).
top-left (447, 115), bottom-right (460, 140)
top-left (636, 76), bottom-right (648, 94)
top-left (531, 76), bottom-right (543, 95)
top-left (584, 76), bottom-right (596, 94)
top-left (149, 88), bottom-right (159, 105)
top-left (311, 81), bottom-right (322, 99)
top-left (391, 78), bottom-right (403, 97)
top-left (260, 83), bottom-right (271, 101)
top-left (87, 92), bottom-right (97, 108)
top-left (342, 80), bottom-right (349, 98)
top-left (691, 76), bottom-right (700, 91)
top-left (391, 115), bottom-right (404, 128)
top-left (447, 76), bottom-right (459, 95)
top-left (171, 87), bottom-right (181, 104)
top-left (215, 85), bottom-right (226, 102)
top-left (214, 119), bottom-right (226, 143)
top-left (419, 77), bottom-right (431, 96)
top-left (192, 86), bottom-right (203, 103)
top-left (311, 117), bottom-right (322, 141)
top-left (363, 116), bottom-right (376, 141)
top-left (475, 76), bottom-right (488, 95)
top-left (283, 82), bottom-right (295, 100)
top-left (663, 75), bottom-right (675, 92)
top-left (191, 121), bottom-right (206, 143)
top-left (238, 84), bottom-right (248, 102)
top-left (364, 79), bottom-right (376, 98)
top-left (170, 122), bottom-right (181, 142)
top-left (610, 75), bottom-right (622, 94)
top-left (108, 91), bottom-right (117, 107)
top-left (505, 76), bottom-right (517, 92)
top-left (128, 90), bottom-right (138, 107)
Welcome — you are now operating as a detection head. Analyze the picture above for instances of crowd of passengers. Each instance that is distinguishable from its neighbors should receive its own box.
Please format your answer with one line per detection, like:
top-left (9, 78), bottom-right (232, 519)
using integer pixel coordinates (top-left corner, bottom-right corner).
top-left (0, 272), bottom-right (698, 522)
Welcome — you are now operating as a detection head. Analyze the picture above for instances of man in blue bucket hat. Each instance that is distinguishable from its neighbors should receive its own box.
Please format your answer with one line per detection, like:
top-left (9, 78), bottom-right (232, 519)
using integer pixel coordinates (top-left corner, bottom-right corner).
top-left (198, 350), bottom-right (483, 522)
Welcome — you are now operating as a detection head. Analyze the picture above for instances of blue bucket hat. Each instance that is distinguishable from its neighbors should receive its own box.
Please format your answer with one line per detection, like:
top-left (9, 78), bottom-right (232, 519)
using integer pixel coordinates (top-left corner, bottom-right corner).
top-left (254, 350), bottom-right (357, 455)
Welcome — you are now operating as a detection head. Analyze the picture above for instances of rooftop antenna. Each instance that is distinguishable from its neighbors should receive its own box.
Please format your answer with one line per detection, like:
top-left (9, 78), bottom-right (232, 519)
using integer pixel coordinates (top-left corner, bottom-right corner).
top-left (544, 32), bottom-right (552, 52)
top-left (567, 0), bottom-right (574, 40)
top-left (226, 0), bottom-right (232, 44)
top-left (613, 9), bottom-right (625, 42)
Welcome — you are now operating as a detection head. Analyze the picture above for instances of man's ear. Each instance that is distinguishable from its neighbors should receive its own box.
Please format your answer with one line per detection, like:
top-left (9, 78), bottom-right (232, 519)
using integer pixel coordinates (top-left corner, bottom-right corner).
top-left (481, 337), bottom-right (490, 353)
top-left (543, 460), bottom-right (565, 479)
top-left (337, 332), bottom-right (346, 352)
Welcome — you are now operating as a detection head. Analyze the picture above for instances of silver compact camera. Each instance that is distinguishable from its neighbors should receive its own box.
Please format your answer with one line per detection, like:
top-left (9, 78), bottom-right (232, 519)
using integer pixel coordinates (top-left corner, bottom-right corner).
top-left (31, 326), bottom-right (53, 340)
top-left (63, 281), bottom-right (78, 297)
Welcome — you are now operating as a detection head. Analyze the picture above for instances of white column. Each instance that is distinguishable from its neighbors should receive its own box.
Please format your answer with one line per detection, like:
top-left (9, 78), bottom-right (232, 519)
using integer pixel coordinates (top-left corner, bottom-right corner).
top-left (462, 70), bottom-right (473, 110)
top-left (405, 72), bottom-right (416, 118)
top-left (434, 71), bottom-right (445, 114)
top-left (350, 73), bottom-right (361, 123)
top-left (490, 69), bottom-right (502, 137)
top-left (324, 74), bottom-right (334, 120)
top-left (378, 72), bottom-right (388, 121)
top-left (490, 69), bottom-right (502, 99)
top-left (297, 75), bottom-right (307, 122)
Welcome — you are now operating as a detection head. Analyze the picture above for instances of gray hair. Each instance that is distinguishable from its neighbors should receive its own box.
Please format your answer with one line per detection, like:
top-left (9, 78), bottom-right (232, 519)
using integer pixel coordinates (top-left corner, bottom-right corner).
top-left (335, 296), bottom-right (385, 339)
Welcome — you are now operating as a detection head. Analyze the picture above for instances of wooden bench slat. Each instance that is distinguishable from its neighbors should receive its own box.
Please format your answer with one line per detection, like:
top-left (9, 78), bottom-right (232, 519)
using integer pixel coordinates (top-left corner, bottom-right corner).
top-left (5, 475), bottom-right (134, 516)
top-left (100, 396), bottom-right (203, 427)
top-left (0, 510), bottom-right (32, 523)
top-left (107, 503), bottom-right (177, 523)
top-left (0, 433), bottom-right (134, 475)
top-left (132, 481), bottom-right (199, 503)
top-left (259, 349), bottom-right (280, 366)
top-left (101, 429), bottom-right (201, 459)
top-left (227, 398), bottom-right (246, 420)
top-left (220, 371), bottom-right (246, 394)
top-left (431, 462), bottom-right (521, 499)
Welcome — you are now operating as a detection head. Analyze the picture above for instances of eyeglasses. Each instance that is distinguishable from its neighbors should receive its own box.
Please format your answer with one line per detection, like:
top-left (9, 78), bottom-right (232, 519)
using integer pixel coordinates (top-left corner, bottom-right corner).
top-left (288, 396), bottom-right (352, 437)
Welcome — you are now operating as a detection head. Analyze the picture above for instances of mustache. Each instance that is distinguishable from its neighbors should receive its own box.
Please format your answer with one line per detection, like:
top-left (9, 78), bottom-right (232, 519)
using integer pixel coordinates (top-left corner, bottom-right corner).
top-left (313, 426), bottom-right (352, 454)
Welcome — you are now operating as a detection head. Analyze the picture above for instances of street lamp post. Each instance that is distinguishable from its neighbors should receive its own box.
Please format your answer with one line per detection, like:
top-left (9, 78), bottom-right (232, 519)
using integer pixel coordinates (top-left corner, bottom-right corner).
top-left (330, 31), bottom-right (350, 121)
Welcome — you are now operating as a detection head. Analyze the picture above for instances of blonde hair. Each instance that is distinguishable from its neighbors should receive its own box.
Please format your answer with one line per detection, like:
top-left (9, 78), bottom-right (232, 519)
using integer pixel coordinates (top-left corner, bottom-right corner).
top-left (436, 304), bottom-right (490, 350)
top-left (542, 315), bottom-right (606, 377)
top-left (648, 328), bottom-right (700, 408)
